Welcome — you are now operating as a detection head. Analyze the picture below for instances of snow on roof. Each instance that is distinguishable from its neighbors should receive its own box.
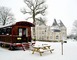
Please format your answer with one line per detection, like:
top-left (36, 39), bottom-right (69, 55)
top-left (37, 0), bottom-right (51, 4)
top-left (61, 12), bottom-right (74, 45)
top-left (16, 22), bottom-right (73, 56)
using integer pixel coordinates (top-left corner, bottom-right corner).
top-left (51, 25), bottom-right (60, 30)
top-left (0, 22), bottom-right (16, 28)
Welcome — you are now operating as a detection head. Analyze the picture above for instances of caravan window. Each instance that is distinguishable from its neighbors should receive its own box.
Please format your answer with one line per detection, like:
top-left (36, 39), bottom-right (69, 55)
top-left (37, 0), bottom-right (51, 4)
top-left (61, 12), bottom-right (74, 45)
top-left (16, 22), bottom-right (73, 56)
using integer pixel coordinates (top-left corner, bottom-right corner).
top-left (19, 28), bottom-right (22, 36)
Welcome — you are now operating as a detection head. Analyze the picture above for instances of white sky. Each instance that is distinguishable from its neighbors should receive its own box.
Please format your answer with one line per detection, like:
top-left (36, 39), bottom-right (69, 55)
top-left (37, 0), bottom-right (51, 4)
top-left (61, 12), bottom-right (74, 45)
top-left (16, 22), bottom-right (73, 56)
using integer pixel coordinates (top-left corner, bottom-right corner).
top-left (0, 0), bottom-right (77, 35)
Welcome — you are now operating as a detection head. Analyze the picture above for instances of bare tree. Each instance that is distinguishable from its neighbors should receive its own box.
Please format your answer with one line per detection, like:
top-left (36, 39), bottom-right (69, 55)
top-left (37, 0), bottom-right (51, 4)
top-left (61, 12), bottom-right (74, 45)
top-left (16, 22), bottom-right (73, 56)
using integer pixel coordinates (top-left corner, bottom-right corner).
top-left (0, 6), bottom-right (15, 25)
top-left (21, 0), bottom-right (47, 40)
top-left (73, 20), bottom-right (77, 34)
top-left (72, 20), bottom-right (77, 40)
top-left (21, 0), bottom-right (47, 24)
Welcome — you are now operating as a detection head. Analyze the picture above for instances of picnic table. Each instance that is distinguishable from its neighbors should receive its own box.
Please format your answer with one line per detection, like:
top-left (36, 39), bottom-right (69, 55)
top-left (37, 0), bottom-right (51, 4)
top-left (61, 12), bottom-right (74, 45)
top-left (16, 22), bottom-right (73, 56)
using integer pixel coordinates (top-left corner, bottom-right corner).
top-left (32, 44), bottom-right (54, 56)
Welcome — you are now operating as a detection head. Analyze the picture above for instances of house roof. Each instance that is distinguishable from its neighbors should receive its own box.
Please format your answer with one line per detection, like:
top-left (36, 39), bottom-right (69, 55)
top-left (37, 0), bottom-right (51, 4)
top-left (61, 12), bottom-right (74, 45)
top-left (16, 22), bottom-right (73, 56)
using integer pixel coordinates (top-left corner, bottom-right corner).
top-left (51, 19), bottom-right (60, 30)
top-left (52, 19), bottom-right (58, 26)
top-left (59, 20), bottom-right (65, 27)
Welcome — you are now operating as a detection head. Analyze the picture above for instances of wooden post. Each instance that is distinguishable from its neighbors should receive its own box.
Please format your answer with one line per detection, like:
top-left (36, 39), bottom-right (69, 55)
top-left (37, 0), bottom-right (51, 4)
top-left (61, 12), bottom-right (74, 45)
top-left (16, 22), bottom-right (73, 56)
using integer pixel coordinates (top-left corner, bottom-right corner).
top-left (61, 40), bottom-right (63, 55)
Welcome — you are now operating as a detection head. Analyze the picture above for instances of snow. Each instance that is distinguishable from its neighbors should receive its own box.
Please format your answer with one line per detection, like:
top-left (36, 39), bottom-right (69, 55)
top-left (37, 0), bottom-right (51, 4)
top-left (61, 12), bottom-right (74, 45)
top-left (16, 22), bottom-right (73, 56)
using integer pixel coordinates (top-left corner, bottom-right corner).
top-left (0, 39), bottom-right (77, 60)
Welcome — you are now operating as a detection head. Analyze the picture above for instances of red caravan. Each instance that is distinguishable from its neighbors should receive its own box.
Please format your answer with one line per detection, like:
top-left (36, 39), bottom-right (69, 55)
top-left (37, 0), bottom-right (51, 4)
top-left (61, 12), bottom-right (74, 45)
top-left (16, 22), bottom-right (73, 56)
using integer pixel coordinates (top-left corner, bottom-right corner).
top-left (0, 21), bottom-right (35, 50)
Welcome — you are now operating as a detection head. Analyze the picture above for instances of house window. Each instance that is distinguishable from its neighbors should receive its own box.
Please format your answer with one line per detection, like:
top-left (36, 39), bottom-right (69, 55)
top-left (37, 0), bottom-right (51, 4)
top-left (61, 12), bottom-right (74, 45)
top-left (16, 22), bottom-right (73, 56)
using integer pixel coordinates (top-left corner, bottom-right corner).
top-left (50, 36), bottom-right (52, 39)
top-left (42, 31), bottom-right (44, 34)
top-left (45, 30), bottom-right (46, 32)
top-left (42, 36), bottom-right (44, 40)
top-left (56, 36), bottom-right (59, 39)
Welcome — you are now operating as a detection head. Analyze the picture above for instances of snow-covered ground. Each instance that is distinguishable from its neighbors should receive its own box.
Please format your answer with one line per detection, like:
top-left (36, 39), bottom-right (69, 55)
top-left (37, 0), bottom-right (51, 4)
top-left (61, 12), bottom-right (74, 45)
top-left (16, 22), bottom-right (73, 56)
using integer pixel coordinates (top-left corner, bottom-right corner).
top-left (0, 39), bottom-right (77, 60)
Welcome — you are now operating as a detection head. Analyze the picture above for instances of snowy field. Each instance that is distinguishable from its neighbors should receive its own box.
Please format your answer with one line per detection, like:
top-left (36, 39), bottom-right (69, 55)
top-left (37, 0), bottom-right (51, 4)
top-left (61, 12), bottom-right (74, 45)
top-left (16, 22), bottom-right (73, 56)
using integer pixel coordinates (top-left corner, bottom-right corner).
top-left (0, 39), bottom-right (77, 60)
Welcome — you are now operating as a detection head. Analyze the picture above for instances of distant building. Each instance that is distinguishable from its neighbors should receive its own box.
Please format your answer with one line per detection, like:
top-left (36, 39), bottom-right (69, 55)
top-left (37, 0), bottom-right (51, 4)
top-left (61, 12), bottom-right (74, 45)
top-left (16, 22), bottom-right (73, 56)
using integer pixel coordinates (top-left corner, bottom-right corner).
top-left (31, 19), bottom-right (67, 41)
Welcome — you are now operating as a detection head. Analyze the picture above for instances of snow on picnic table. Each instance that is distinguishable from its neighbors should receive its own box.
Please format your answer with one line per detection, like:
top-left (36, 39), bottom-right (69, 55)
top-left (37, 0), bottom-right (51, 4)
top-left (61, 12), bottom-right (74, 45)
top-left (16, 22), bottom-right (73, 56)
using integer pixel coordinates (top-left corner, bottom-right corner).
top-left (0, 39), bottom-right (77, 60)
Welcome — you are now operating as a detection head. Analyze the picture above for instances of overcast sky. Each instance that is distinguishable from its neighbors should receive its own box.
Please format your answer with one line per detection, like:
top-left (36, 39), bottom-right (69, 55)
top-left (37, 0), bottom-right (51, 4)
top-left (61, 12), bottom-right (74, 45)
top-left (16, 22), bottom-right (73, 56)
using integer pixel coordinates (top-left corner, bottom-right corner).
top-left (0, 0), bottom-right (77, 35)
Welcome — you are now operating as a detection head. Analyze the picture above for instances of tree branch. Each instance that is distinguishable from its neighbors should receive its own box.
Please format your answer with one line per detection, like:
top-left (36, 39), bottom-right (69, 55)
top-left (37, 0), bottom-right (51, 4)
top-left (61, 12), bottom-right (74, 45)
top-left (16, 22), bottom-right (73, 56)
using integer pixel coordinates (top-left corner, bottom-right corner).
top-left (34, 0), bottom-right (45, 9)
top-left (21, 8), bottom-right (32, 14)
top-left (35, 6), bottom-right (47, 15)
top-left (24, 0), bottom-right (33, 10)
top-left (25, 17), bottom-right (32, 20)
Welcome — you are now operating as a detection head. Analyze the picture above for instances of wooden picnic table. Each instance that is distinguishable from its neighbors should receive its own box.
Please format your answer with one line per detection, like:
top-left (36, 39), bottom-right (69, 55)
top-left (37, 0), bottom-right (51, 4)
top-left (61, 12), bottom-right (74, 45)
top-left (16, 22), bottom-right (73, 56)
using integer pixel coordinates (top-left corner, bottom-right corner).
top-left (32, 44), bottom-right (54, 56)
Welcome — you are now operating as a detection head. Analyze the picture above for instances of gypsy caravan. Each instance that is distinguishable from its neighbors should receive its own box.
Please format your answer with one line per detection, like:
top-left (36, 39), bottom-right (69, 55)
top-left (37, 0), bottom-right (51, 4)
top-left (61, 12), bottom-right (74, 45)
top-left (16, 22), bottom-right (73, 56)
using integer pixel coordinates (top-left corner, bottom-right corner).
top-left (0, 21), bottom-right (35, 50)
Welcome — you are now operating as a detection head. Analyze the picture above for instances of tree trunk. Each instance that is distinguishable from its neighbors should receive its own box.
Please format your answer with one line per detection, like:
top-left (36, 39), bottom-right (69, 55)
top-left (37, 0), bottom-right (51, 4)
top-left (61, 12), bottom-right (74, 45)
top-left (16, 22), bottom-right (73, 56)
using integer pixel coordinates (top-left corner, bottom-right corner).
top-left (33, 10), bottom-right (36, 41)
top-left (3, 20), bottom-right (6, 25)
